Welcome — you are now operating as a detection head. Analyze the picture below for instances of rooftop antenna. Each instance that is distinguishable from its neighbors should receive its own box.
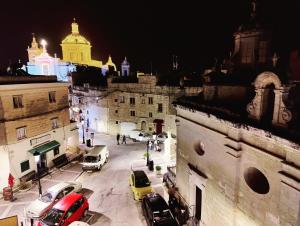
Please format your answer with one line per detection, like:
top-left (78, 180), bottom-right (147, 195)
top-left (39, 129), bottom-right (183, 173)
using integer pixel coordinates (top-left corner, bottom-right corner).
top-left (150, 61), bottom-right (153, 75)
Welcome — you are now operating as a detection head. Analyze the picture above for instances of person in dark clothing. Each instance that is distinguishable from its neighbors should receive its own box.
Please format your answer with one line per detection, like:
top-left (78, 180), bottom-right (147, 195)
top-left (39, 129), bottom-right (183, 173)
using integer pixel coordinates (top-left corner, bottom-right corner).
top-left (116, 133), bottom-right (120, 145)
top-left (122, 135), bottom-right (126, 144)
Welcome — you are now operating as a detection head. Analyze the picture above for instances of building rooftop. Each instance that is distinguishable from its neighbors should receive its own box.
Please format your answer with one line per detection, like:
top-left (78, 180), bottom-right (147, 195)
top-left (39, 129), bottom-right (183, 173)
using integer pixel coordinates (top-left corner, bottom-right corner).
top-left (0, 75), bottom-right (58, 85)
top-left (173, 95), bottom-right (300, 145)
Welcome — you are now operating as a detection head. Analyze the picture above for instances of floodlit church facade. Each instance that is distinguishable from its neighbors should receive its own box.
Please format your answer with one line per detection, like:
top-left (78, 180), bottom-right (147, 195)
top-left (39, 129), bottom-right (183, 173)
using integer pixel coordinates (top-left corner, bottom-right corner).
top-left (60, 19), bottom-right (103, 68)
top-left (27, 36), bottom-right (75, 82)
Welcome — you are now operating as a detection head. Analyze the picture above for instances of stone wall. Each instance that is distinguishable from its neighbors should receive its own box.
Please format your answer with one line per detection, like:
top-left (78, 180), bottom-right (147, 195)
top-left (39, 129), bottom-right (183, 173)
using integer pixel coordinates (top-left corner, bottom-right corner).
top-left (176, 105), bottom-right (300, 226)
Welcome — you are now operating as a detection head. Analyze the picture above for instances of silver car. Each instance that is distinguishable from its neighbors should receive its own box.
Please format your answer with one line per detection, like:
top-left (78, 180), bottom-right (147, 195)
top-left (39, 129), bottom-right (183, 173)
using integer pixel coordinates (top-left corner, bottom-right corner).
top-left (25, 181), bottom-right (82, 219)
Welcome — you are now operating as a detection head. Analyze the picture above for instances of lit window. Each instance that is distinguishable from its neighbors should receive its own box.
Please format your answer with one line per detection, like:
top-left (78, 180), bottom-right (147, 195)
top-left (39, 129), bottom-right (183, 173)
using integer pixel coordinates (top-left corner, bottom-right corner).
top-left (13, 95), bottom-right (23, 108)
top-left (149, 112), bottom-right (153, 118)
top-left (49, 92), bottom-right (56, 103)
top-left (51, 118), bottom-right (59, 129)
top-left (158, 103), bottom-right (163, 113)
top-left (130, 98), bottom-right (135, 105)
top-left (130, 110), bottom-right (135, 116)
top-left (17, 127), bottom-right (26, 140)
top-left (148, 97), bottom-right (153, 104)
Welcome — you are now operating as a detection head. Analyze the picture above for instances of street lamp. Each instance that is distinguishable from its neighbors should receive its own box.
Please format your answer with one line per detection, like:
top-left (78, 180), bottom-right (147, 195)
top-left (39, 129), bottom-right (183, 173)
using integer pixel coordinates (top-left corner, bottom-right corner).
top-left (81, 119), bottom-right (85, 144)
top-left (33, 151), bottom-right (42, 196)
top-left (146, 141), bottom-right (150, 166)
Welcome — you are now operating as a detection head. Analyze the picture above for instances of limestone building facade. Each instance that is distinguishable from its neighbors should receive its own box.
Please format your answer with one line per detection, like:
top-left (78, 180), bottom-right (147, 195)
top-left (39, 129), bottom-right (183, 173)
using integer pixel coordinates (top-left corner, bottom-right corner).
top-left (0, 76), bottom-right (79, 191)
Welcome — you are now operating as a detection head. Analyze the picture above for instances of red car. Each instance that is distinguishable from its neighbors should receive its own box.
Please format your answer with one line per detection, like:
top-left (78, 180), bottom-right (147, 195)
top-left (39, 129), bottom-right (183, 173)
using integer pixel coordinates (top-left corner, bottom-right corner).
top-left (38, 193), bottom-right (89, 226)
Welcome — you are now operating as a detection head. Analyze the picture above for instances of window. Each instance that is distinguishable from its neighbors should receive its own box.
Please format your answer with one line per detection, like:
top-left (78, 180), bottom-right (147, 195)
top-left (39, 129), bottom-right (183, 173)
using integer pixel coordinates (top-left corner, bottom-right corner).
top-left (114, 99), bottom-right (118, 102)
top-left (149, 127), bottom-right (152, 131)
top-left (116, 121), bottom-right (118, 124)
top-left (149, 112), bottom-right (153, 118)
top-left (130, 97), bottom-right (135, 105)
top-left (53, 147), bottom-right (59, 156)
top-left (51, 118), bottom-right (59, 129)
top-left (158, 103), bottom-right (163, 113)
top-left (130, 110), bottom-right (135, 116)
top-left (148, 97), bottom-right (153, 104)
top-left (13, 95), bottom-right (23, 108)
top-left (16, 127), bottom-right (26, 140)
top-left (21, 160), bottom-right (30, 173)
top-left (115, 110), bottom-right (118, 114)
top-left (64, 186), bottom-right (74, 195)
top-left (141, 99), bottom-right (145, 104)
top-left (120, 96), bottom-right (125, 103)
top-left (49, 92), bottom-right (56, 103)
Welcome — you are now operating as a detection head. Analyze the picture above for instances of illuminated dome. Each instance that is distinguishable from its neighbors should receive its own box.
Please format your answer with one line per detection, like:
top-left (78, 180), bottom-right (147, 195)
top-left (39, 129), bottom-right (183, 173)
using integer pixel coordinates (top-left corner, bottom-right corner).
top-left (61, 20), bottom-right (90, 45)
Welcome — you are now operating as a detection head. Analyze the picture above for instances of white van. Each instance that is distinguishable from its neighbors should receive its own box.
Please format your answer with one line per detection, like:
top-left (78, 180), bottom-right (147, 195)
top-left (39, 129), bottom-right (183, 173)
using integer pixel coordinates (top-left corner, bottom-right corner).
top-left (82, 145), bottom-right (109, 171)
top-left (129, 129), bottom-right (152, 142)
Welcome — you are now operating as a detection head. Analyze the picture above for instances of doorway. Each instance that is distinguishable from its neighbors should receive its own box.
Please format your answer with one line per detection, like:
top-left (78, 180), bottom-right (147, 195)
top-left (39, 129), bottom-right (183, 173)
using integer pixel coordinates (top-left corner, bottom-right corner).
top-left (141, 121), bottom-right (146, 131)
top-left (195, 186), bottom-right (202, 221)
top-left (38, 153), bottom-right (48, 175)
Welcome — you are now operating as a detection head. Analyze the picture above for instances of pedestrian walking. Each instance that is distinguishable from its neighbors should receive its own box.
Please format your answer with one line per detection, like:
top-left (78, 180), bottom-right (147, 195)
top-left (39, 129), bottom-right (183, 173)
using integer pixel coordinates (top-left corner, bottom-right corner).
top-left (122, 135), bottom-right (126, 144)
top-left (116, 133), bottom-right (120, 145)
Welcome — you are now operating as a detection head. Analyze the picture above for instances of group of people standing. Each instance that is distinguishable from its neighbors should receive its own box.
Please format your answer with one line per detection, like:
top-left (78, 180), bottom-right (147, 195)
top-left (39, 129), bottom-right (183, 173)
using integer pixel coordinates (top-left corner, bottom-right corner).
top-left (147, 139), bottom-right (161, 152)
top-left (116, 133), bottom-right (126, 145)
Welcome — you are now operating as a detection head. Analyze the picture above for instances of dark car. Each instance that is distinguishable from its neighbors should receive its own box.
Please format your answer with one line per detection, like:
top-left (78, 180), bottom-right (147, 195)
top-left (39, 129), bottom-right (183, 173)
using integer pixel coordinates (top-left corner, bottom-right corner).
top-left (163, 166), bottom-right (176, 189)
top-left (142, 193), bottom-right (179, 226)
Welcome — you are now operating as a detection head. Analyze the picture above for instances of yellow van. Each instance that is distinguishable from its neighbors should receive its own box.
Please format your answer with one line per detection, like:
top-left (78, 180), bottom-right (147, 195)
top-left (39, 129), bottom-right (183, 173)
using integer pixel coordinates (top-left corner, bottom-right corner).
top-left (129, 170), bottom-right (152, 200)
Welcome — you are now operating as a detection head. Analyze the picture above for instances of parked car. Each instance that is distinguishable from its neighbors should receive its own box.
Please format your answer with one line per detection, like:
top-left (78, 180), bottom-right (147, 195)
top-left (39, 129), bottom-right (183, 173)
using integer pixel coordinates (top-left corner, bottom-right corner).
top-left (129, 170), bottom-right (152, 200)
top-left (82, 145), bottom-right (109, 171)
top-left (25, 181), bottom-right (82, 219)
top-left (38, 193), bottom-right (89, 226)
top-left (156, 132), bottom-right (168, 144)
top-left (163, 166), bottom-right (176, 189)
top-left (142, 193), bottom-right (179, 226)
top-left (129, 129), bottom-right (152, 142)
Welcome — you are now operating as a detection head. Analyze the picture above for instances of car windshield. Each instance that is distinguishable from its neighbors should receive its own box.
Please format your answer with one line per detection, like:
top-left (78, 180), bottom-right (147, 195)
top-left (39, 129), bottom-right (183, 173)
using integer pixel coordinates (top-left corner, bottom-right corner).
top-left (153, 209), bottom-right (174, 224)
top-left (135, 176), bottom-right (150, 188)
top-left (84, 156), bottom-right (98, 163)
top-left (39, 191), bottom-right (54, 202)
top-left (42, 208), bottom-right (64, 225)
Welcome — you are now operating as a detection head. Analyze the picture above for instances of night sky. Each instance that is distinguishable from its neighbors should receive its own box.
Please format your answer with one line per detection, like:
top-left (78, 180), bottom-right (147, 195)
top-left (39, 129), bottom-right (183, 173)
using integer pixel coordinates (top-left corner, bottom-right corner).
top-left (0, 0), bottom-right (299, 73)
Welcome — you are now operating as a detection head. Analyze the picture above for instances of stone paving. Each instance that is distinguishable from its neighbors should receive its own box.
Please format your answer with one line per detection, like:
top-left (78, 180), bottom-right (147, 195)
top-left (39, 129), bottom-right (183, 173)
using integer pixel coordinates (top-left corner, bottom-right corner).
top-left (0, 132), bottom-right (174, 226)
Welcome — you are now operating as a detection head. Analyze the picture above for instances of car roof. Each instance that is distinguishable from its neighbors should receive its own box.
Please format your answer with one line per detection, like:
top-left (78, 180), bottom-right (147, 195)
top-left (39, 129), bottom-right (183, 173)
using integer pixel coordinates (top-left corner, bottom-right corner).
top-left (144, 193), bottom-right (169, 211)
top-left (47, 182), bottom-right (71, 194)
top-left (53, 193), bottom-right (83, 211)
top-left (133, 170), bottom-right (148, 179)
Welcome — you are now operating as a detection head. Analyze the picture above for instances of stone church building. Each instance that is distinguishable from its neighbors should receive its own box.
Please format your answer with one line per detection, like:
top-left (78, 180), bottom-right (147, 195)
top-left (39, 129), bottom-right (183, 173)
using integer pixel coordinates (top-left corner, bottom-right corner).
top-left (173, 1), bottom-right (300, 226)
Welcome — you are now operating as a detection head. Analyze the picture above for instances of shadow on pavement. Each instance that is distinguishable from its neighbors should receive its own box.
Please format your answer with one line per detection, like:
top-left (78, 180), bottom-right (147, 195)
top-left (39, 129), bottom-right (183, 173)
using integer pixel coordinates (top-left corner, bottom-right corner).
top-left (80, 188), bottom-right (94, 199)
top-left (83, 211), bottom-right (112, 225)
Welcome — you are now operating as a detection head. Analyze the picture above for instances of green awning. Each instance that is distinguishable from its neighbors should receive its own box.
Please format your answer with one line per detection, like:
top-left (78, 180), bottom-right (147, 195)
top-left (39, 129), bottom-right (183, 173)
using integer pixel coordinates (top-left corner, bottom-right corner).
top-left (28, 140), bottom-right (60, 155)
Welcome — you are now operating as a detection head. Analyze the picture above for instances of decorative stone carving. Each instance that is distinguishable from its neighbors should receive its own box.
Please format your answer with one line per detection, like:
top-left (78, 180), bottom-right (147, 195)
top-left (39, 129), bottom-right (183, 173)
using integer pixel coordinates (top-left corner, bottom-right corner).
top-left (280, 107), bottom-right (292, 122)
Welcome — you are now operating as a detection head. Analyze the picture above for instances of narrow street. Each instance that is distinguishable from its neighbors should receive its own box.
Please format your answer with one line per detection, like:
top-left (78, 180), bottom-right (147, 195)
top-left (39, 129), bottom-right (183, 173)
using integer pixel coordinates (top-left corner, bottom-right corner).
top-left (0, 132), bottom-right (173, 226)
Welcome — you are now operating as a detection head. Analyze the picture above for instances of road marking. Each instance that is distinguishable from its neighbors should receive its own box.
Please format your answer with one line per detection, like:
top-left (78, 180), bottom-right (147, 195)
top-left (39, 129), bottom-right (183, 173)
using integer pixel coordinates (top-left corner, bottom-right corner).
top-left (60, 169), bottom-right (81, 174)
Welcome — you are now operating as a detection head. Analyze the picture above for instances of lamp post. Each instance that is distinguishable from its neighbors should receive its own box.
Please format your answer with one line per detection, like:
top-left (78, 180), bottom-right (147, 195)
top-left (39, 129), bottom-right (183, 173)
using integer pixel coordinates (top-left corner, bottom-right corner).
top-left (146, 141), bottom-right (150, 166)
top-left (81, 119), bottom-right (85, 144)
top-left (33, 151), bottom-right (42, 196)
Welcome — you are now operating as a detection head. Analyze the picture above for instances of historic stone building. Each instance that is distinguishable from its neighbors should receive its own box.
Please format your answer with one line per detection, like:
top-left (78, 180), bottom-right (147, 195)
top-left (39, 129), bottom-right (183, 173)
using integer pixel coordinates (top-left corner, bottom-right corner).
top-left (173, 1), bottom-right (300, 226)
top-left (27, 36), bottom-right (75, 81)
top-left (61, 19), bottom-right (103, 68)
top-left (0, 76), bottom-right (78, 191)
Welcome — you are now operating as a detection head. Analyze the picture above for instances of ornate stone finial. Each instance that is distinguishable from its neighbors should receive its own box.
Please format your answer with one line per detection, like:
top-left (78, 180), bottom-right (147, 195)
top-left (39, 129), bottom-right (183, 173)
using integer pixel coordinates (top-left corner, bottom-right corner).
top-left (251, 0), bottom-right (258, 18)
top-left (40, 39), bottom-right (47, 53)
top-left (71, 18), bottom-right (79, 34)
top-left (272, 53), bottom-right (279, 67)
